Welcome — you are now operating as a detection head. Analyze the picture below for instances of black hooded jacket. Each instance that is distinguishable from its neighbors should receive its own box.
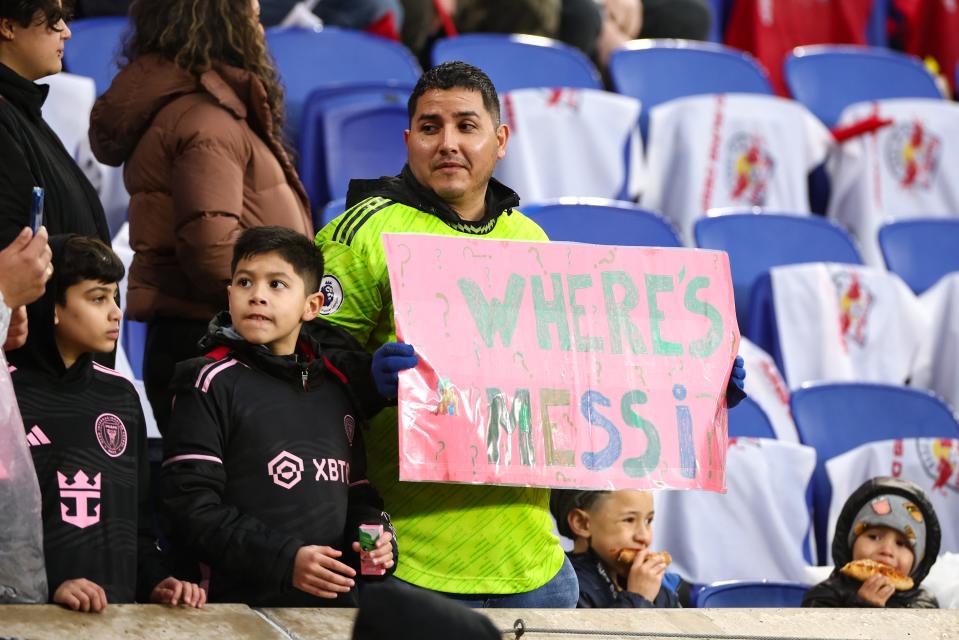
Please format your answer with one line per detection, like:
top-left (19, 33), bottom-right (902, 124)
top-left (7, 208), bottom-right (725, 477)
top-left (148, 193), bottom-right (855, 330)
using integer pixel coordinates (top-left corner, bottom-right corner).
top-left (345, 164), bottom-right (521, 235)
top-left (802, 477), bottom-right (941, 608)
top-left (9, 235), bottom-right (167, 602)
top-left (160, 312), bottom-right (396, 607)
top-left (0, 63), bottom-right (109, 248)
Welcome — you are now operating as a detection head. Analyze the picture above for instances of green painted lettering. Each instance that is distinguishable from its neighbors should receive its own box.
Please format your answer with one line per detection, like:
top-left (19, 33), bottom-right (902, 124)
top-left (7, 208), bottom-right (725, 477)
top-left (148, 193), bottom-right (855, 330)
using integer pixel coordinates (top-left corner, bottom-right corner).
top-left (530, 274), bottom-right (571, 351)
top-left (541, 388), bottom-right (575, 466)
top-left (567, 274), bottom-right (603, 352)
top-left (685, 276), bottom-right (724, 358)
top-left (620, 390), bottom-right (661, 478)
top-left (601, 271), bottom-right (647, 355)
top-left (645, 274), bottom-right (683, 356)
top-left (457, 275), bottom-right (525, 348)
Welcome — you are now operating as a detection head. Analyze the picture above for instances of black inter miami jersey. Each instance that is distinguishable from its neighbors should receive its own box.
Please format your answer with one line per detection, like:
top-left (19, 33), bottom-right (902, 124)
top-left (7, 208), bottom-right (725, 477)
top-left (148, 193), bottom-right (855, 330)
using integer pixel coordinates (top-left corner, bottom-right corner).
top-left (12, 356), bottom-right (167, 602)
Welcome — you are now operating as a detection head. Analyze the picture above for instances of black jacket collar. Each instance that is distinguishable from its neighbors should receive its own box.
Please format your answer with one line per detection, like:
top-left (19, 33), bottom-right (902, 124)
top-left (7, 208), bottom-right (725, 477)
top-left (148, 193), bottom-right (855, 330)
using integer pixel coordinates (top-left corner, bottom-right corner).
top-left (344, 165), bottom-right (521, 235)
top-left (0, 62), bottom-right (49, 121)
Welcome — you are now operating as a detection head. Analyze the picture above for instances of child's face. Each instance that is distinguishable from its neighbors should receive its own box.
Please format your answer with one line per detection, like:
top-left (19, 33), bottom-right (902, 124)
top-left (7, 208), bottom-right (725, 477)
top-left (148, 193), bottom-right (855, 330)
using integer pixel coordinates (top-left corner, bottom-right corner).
top-left (585, 490), bottom-right (655, 575)
top-left (852, 526), bottom-right (915, 575)
top-left (54, 280), bottom-right (121, 362)
top-left (228, 252), bottom-right (320, 356)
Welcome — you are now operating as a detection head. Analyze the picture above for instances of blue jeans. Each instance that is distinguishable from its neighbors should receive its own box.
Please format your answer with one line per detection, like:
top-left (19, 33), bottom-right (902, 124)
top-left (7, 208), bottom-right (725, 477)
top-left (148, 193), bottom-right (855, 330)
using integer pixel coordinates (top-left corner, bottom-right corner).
top-left (389, 555), bottom-right (579, 608)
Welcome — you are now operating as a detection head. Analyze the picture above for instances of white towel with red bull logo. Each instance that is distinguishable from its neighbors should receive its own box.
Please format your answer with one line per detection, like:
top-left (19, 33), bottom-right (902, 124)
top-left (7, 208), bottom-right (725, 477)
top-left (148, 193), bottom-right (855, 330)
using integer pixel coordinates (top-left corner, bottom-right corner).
top-left (827, 98), bottom-right (959, 266)
top-left (643, 94), bottom-right (832, 245)
top-left (494, 88), bottom-right (644, 203)
top-left (655, 438), bottom-right (816, 584)
top-left (738, 337), bottom-right (798, 443)
top-left (771, 263), bottom-right (926, 388)
top-left (826, 438), bottom-right (959, 555)
top-left (912, 273), bottom-right (959, 415)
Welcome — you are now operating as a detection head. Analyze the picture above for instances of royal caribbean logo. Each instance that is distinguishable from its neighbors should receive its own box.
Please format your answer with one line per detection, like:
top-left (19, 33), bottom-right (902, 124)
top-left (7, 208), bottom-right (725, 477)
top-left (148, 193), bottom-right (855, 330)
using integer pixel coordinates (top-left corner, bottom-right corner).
top-left (884, 121), bottom-right (941, 190)
top-left (726, 132), bottom-right (775, 206)
top-left (832, 271), bottom-right (874, 348)
top-left (58, 469), bottom-right (101, 529)
top-left (267, 450), bottom-right (305, 489)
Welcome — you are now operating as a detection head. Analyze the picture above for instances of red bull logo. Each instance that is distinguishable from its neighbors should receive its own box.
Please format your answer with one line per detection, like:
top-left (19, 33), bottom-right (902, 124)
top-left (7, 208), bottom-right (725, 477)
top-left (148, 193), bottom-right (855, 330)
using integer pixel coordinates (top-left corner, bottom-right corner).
top-left (726, 132), bottom-right (775, 206)
top-left (884, 120), bottom-right (941, 190)
top-left (917, 439), bottom-right (959, 493)
top-left (832, 271), bottom-right (874, 349)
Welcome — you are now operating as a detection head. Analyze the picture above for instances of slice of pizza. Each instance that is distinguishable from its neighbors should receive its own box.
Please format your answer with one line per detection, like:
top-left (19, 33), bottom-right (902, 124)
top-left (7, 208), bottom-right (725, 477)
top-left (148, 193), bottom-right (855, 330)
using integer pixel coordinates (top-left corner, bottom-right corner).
top-left (839, 558), bottom-right (914, 591)
top-left (614, 548), bottom-right (672, 566)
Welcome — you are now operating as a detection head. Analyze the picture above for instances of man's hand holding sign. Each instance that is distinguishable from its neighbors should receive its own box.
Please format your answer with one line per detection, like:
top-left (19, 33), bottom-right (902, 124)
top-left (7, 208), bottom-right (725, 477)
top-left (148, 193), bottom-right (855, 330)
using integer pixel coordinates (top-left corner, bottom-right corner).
top-left (383, 234), bottom-right (742, 492)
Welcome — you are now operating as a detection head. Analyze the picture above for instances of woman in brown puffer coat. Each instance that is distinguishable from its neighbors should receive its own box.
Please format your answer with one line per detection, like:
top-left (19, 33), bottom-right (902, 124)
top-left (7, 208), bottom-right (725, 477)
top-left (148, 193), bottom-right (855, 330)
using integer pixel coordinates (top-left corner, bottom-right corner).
top-left (90, 0), bottom-right (311, 434)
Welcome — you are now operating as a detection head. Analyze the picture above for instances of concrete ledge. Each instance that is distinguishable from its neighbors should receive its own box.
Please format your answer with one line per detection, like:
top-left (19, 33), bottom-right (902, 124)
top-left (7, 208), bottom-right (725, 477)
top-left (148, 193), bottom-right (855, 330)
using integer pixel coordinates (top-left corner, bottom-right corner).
top-left (1, 606), bottom-right (956, 640)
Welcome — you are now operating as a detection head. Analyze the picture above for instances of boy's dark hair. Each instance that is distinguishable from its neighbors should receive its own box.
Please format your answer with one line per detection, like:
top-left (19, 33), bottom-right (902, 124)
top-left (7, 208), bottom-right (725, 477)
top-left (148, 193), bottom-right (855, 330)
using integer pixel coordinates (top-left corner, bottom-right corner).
top-left (407, 61), bottom-right (500, 125)
top-left (54, 236), bottom-right (125, 306)
top-left (0, 0), bottom-right (72, 30)
top-left (549, 490), bottom-right (610, 540)
top-left (231, 226), bottom-right (323, 293)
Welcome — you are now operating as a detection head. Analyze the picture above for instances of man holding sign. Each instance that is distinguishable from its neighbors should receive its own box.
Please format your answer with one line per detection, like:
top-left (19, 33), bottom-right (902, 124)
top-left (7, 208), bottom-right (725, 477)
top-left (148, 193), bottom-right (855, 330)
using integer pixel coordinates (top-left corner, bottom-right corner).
top-left (316, 62), bottom-right (745, 607)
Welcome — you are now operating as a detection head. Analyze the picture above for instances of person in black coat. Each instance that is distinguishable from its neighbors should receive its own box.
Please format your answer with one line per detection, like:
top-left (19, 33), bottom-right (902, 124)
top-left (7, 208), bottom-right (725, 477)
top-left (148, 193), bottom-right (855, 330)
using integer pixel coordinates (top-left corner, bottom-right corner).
top-left (803, 477), bottom-right (941, 609)
top-left (0, 1), bottom-right (110, 248)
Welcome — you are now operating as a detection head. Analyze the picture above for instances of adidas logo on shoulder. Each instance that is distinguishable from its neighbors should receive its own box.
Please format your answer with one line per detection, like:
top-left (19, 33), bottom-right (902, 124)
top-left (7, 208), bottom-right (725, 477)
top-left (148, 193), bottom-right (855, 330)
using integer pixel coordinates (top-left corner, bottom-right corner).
top-left (26, 425), bottom-right (51, 447)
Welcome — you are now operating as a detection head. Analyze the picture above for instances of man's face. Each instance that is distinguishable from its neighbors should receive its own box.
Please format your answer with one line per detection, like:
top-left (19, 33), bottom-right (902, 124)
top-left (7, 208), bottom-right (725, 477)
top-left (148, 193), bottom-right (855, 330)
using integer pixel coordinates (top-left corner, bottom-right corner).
top-left (228, 252), bottom-right (320, 356)
top-left (0, 4), bottom-right (71, 81)
top-left (405, 87), bottom-right (509, 219)
top-left (54, 280), bottom-right (121, 360)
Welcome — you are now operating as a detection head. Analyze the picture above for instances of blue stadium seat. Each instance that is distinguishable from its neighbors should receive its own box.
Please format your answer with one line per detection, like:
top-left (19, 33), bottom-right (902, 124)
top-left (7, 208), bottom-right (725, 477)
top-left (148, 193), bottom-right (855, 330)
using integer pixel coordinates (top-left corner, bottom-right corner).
top-left (866, 0), bottom-right (890, 46)
top-left (298, 85), bottom-right (411, 213)
top-left (728, 396), bottom-right (777, 439)
top-left (322, 101), bottom-right (407, 203)
top-left (791, 382), bottom-right (959, 564)
top-left (121, 319), bottom-right (147, 380)
top-left (694, 213), bottom-right (863, 334)
top-left (62, 17), bottom-right (128, 96)
top-left (878, 219), bottom-right (959, 294)
top-left (319, 197), bottom-right (347, 229)
top-left (266, 27), bottom-right (420, 139)
top-left (784, 46), bottom-right (941, 128)
top-left (524, 199), bottom-right (682, 247)
top-left (706, 0), bottom-right (730, 43)
top-left (431, 34), bottom-right (602, 93)
top-left (695, 580), bottom-right (809, 607)
top-left (608, 39), bottom-right (773, 138)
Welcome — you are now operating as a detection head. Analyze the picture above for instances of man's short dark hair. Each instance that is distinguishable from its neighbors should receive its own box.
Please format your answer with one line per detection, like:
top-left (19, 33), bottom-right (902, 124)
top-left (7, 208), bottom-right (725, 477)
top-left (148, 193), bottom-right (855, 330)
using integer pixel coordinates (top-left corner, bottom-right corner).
top-left (0, 0), bottom-right (72, 30)
top-left (407, 61), bottom-right (500, 125)
top-left (231, 226), bottom-right (323, 294)
top-left (55, 235), bottom-right (125, 306)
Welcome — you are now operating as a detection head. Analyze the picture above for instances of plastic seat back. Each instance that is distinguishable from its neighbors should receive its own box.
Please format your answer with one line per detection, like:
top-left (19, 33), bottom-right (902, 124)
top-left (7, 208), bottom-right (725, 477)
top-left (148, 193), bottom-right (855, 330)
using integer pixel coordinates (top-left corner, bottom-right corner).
top-left (297, 84), bottom-right (412, 210)
top-left (323, 101), bottom-right (408, 202)
top-left (432, 33), bottom-right (602, 93)
top-left (524, 199), bottom-right (681, 247)
top-left (694, 213), bottom-right (863, 332)
top-left (791, 382), bottom-right (959, 563)
top-left (62, 17), bottom-right (128, 95)
top-left (729, 397), bottom-right (777, 439)
top-left (878, 219), bottom-right (959, 294)
top-left (319, 197), bottom-right (347, 230)
top-left (609, 39), bottom-right (772, 137)
top-left (696, 580), bottom-right (809, 607)
top-left (785, 46), bottom-right (941, 128)
top-left (266, 27), bottom-right (420, 137)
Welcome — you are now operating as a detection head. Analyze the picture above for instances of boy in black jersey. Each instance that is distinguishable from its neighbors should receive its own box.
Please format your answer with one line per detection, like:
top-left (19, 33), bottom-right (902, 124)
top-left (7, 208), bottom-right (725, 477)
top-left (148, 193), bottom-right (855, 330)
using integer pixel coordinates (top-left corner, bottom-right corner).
top-left (11, 235), bottom-right (205, 612)
top-left (160, 226), bottom-right (397, 607)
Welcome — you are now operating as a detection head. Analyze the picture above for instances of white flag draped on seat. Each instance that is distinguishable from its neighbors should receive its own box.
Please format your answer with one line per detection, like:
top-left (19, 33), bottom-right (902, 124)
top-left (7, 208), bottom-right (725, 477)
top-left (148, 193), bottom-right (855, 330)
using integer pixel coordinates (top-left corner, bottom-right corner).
top-left (912, 273), bottom-right (959, 415)
top-left (655, 438), bottom-right (816, 584)
top-left (495, 88), bottom-right (644, 203)
top-left (737, 338), bottom-right (798, 443)
top-left (643, 94), bottom-right (832, 245)
top-left (828, 98), bottom-right (959, 266)
top-left (771, 263), bottom-right (927, 389)
top-left (825, 438), bottom-right (959, 556)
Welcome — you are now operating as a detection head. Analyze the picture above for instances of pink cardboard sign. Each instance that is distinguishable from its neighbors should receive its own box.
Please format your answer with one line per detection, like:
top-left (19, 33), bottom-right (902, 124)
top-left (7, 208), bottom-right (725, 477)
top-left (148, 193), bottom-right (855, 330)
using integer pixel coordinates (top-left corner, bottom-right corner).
top-left (384, 234), bottom-right (739, 492)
